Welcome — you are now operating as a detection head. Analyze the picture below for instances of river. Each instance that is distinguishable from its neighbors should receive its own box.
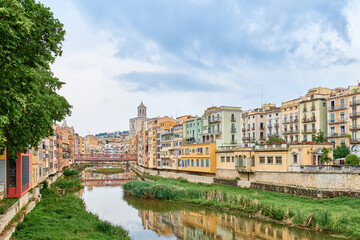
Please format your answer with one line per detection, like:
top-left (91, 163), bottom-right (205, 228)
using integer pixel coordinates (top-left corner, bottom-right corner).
top-left (79, 169), bottom-right (339, 240)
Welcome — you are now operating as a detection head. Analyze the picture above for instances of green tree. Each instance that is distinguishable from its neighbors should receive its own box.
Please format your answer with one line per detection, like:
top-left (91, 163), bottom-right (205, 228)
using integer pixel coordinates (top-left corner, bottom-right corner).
top-left (333, 143), bottom-right (350, 159)
top-left (0, 0), bottom-right (71, 157)
top-left (266, 135), bottom-right (285, 144)
top-left (312, 130), bottom-right (328, 143)
top-left (345, 154), bottom-right (359, 165)
top-left (319, 147), bottom-right (332, 164)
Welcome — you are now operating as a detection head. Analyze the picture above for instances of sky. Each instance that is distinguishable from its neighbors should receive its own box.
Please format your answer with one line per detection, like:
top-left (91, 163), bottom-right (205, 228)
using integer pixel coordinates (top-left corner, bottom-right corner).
top-left (40, 0), bottom-right (360, 136)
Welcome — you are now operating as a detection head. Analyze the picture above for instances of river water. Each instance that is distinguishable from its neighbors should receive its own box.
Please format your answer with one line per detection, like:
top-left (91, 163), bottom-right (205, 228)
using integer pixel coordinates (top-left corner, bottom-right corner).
top-left (79, 170), bottom-right (338, 240)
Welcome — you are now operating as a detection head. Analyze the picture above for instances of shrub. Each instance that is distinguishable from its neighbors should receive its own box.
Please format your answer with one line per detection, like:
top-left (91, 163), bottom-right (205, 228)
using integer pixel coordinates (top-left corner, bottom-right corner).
top-left (345, 154), bottom-right (359, 165)
top-left (63, 170), bottom-right (80, 176)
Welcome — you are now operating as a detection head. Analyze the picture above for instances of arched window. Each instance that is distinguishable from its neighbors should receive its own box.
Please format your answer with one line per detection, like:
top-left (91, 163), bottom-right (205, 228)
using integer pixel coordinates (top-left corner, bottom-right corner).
top-left (238, 155), bottom-right (243, 166)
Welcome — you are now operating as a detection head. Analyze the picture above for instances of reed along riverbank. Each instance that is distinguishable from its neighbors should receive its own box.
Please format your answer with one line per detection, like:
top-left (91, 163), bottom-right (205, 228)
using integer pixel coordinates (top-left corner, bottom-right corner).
top-left (123, 176), bottom-right (360, 238)
top-left (12, 173), bottom-right (130, 240)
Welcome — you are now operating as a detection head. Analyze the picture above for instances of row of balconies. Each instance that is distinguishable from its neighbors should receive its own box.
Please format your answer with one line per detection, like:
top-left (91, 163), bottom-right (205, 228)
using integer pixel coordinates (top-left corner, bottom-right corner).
top-left (283, 118), bottom-right (298, 124)
top-left (328, 105), bottom-right (347, 111)
top-left (329, 119), bottom-right (348, 125)
top-left (303, 106), bottom-right (316, 112)
top-left (283, 129), bottom-right (299, 135)
top-left (302, 117), bottom-right (316, 123)
top-left (327, 133), bottom-right (347, 138)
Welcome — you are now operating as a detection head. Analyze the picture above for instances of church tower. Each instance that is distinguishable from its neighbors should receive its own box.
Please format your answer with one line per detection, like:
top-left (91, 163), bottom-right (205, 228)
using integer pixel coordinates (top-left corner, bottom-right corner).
top-left (137, 101), bottom-right (147, 118)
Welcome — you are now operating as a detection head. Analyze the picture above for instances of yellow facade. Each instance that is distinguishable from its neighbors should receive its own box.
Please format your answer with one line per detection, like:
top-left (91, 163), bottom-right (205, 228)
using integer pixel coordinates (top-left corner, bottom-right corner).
top-left (31, 147), bottom-right (39, 187)
top-left (180, 142), bottom-right (216, 173)
top-left (281, 98), bottom-right (300, 143)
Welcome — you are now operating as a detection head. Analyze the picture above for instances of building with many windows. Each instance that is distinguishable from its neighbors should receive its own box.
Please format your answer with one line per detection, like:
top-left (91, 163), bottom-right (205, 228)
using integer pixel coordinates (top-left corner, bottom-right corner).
top-left (180, 142), bottom-right (216, 173)
top-left (202, 106), bottom-right (242, 148)
top-left (281, 98), bottom-right (300, 143)
top-left (349, 84), bottom-right (360, 154)
top-left (327, 88), bottom-right (350, 147)
top-left (184, 117), bottom-right (202, 145)
top-left (265, 106), bottom-right (282, 139)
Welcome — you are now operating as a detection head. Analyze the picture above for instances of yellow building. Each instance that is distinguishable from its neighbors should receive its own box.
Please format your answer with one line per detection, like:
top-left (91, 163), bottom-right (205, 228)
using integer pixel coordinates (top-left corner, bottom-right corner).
top-left (0, 149), bottom-right (6, 199)
top-left (327, 88), bottom-right (350, 147)
top-left (216, 143), bottom-right (333, 179)
top-left (147, 116), bottom-right (176, 169)
top-left (180, 142), bottom-right (216, 173)
top-left (281, 98), bottom-right (300, 143)
top-left (31, 147), bottom-right (39, 188)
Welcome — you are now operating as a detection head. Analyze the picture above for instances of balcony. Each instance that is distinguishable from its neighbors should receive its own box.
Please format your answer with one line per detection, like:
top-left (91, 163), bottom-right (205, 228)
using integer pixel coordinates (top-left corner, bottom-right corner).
top-left (329, 119), bottom-right (348, 125)
top-left (231, 128), bottom-right (236, 133)
top-left (268, 125), bottom-right (272, 129)
top-left (259, 126), bottom-right (265, 130)
top-left (302, 129), bottom-right (317, 134)
top-left (351, 139), bottom-right (360, 144)
top-left (350, 112), bottom-right (360, 118)
top-left (327, 133), bottom-right (347, 138)
top-left (303, 108), bottom-right (307, 112)
top-left (302, 117), bottom-right (316, 123)
top-left (231, 139), bottom-right (237, 144)
top-left (274, 123), bottom-right (279, 128)
top-left (242, 136), bottom-right (250, 141)
top-left (251, 126), bottom-right (255, 130)
top-left (259, 136), bottom-right (265, 140)
top-left (311, 106), bottom-right (315, 111)
top-left (236, 166), bottom-right (251, 172)
top-left (350, 125), bottom-right (360, 131)
top-left (209, 116), bottom-right (221, 123)
top-left (230, 117), bottom-right (236, 122)
top-left (328, 105), bottom-right (347, 111)
top-left (350, 100), bottom-right (360, 106)
top-left (242, 128), bottom-right (246, 132)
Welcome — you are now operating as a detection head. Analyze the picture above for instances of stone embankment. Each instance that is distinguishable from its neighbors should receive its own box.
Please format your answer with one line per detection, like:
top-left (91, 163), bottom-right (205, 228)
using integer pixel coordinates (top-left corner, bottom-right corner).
top-left (132, 164), bottom-right (360, 198)
top-left (0, 172), bottom-right (63, 240)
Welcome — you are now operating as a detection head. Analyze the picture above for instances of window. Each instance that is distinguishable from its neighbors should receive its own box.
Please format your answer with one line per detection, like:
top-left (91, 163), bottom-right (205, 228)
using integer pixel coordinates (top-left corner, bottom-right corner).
top-left (192, 149), bottom-right (195, 153)
top-left (201, 159), bottom-right (204, 167)
top-left (340, 98), bottom-right (345, 108)
top-left (239, 156), bottom-right (243, 166)
top-left (260, 157), bottom-right (265, 164)
top-left (293, 154), bottom-right (298, 164)
top-left (276, 157), bottom-right (282, 164)
top-left (221, 157), bottom-right (225, 162)
top-left (232, 157), bottom-right (234, 162)
top-left (226, 156), bottom-right (230, 162)
top-left (206, 147), bottom-right (209, 154)
top-left (251, 157), bottom-right (255, 167)
top-left (206, 159), bottom-right (209, 167)
top-left (191, 159), bottom-right (194, 167)
top-left (267, 157), bottom-right (273, 164)
top-left (196, 159), bottom-right (199, 167)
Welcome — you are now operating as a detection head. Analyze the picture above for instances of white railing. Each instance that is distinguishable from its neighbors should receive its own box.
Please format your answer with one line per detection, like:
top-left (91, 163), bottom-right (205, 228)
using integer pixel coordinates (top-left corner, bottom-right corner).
top-left (300, 165), bottom-right (360, 172)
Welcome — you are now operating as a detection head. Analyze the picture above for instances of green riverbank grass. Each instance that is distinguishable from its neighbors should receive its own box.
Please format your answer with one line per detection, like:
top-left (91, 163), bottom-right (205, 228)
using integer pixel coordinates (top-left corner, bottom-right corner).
top-left (124, 177), bottom-right (360, 238)
top-left (94, 168), bottom-right (124, 174)
top-left (12, 176), bottom-right (130, 240)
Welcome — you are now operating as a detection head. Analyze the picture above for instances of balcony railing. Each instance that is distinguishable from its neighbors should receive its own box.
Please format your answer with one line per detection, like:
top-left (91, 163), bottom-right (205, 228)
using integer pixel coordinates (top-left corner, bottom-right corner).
top-left (311, 106), bottom-right (315, 111)
top-left (236, 166), bottom-right (251, 172)
top-left (350, 112), bottom-right (360, 118)
top-left (268, 125), bottom-right (272, 128)
top-left (251, 126), bottom-right (255, 130)
top-left (350, 125), bottom-right (360, 131)
top-left (209, 117), bottom-right (221, 123)
top-left (328, 105), bottom-right (347, 111)
top-left (302, 117), bottom-right (316, 123)
top-left (231, 128), bottom-right (236, 133)
top-left (231, 140), bottom-right (237, 144)
top-left (351, 139), bottom-right (360, 144)
top-left (242, 128), bottom-right (246, 132)
top-left (259, 126), bottom-right (265, 130)
top-left (259, 136), bottom-right (265, 140)
top-left (329, 119), bottom-right (348, 124)
top-left (302, 129), bottom-right (317, 134)
top-left (230, 117), bottom-right (236, 122)
top-left (350, 100), bottom-right (360, 106)
top-left (327, 133), bottom-right (347, 138)
top-left (303, 108), bottom-right (307, 112)
top-left (274, 123), bottom-right (279, 128)
top-left (242, 137), bottom-right (250, 141)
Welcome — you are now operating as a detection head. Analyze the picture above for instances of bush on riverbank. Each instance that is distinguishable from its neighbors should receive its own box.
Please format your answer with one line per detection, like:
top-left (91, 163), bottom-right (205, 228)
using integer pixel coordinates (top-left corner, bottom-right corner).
top-left (123, 177), bottom-right (360, 238)
top-left (93, 168), bottom-right (124, 174)
top-left (63, 169), bottom-right (80, 176)
top-left (12, 175), bottom-right (130, 239)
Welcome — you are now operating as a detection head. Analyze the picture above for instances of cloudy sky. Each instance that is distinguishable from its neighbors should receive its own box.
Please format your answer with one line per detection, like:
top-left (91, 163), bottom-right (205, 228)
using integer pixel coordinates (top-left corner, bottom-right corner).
top-left (41, 0), bottom-right (360, 136)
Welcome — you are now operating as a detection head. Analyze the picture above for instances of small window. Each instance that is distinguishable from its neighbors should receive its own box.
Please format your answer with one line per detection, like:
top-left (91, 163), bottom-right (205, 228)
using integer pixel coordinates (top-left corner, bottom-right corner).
top-left (196, 159), bottom-right (199, 167)
top-left (260, 157), bottom-right (265, 164)
top-left (206, 159), bottom-right (209, 167)
top-left (191, 159), bottom-right (194, 167)
top-left (267, 157), bottom-right (273, 164)
top-left (201, 159), bottom-right (204, 167)
top-left (221, 157), bottom-right (225, 162)
top-left (231, 157), bottom-right (234, 162)
top-left (206, 147), bottom-right (209, 154)
top-left (276, 157), bottom-right (282, 164)
top-left (293, 154), bottom-right (298, 164)
top-left (226, 156), bottom-right (230, 162)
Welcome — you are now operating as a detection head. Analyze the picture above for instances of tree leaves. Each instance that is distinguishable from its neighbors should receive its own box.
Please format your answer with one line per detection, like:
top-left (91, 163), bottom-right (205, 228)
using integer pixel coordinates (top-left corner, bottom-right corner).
top-left (0, 0), bottom-right (71, 156)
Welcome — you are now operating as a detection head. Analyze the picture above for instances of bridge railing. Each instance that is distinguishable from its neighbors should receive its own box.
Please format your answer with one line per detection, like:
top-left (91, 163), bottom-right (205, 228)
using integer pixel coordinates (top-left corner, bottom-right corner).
top-left (75, 154), bottom-right (137, 161)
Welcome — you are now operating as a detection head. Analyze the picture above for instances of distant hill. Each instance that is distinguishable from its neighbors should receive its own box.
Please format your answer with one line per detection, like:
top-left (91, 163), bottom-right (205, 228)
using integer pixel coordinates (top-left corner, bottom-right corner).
top-left (94, 130), bottom-right (129, 138)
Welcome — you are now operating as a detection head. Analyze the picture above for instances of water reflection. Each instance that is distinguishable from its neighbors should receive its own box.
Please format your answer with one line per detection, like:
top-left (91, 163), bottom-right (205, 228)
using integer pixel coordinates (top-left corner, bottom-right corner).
top-left (80, 170), bottom-right (337, 240)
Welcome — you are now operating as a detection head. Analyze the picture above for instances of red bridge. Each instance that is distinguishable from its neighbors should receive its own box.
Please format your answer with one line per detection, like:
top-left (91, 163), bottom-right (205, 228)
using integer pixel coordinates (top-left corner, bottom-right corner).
top-left (74, 154), bottom-right (137, 162)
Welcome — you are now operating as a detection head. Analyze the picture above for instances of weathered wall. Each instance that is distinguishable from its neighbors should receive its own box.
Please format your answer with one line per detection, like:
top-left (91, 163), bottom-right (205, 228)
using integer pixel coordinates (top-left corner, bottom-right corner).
top-left (255, 171), bottom-right (360, 191)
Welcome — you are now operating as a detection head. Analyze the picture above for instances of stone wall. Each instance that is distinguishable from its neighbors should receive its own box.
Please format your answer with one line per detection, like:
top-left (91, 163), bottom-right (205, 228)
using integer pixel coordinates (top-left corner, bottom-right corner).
top-left (251, 182), bottom-right (360, 198)
top-left (254, 171), bottom-right (360, 191)
top-left (0, 187), bottom-right (40, 234)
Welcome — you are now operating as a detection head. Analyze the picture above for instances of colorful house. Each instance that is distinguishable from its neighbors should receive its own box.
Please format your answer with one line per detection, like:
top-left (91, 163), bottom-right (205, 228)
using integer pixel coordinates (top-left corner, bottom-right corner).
top-left (7, 150), bottom-right (31, 198)
top-left (180, 142), bottom-right (216, 173)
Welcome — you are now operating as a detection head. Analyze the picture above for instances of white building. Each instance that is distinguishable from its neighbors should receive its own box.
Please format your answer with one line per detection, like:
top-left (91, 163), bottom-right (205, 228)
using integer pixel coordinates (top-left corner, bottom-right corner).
top-left (129, 101), bottom-right (147, 136)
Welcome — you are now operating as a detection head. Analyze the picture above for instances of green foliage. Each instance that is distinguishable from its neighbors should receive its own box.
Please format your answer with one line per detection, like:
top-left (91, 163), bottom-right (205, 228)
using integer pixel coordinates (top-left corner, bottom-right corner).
top-left (0, 0), bottom-right (71, 157)
top-left (42, 180), bottom-right (48, 189)
top-left (345, 154), bottom-right (359, 165)
top-left (63, 170), bottom-right (80, 176)
top-left (266, 135), bottom-right (285, 144)
top-left (320, 148), bottom-right (332, 164)
top-left (312, 131), bottom-right (328, 143)
top-left (0, 197), bottom-right (19, 214)
top-left (124, 177), bottom-right (360, 238)
top-left (93, 168), bottom-right (124, 174)
top-left (12, 188), bottom-right (130, 239)
top-left (333, 143), bottom-right (351, 159)
top-left (52, 177), bottom-right (83, 190)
